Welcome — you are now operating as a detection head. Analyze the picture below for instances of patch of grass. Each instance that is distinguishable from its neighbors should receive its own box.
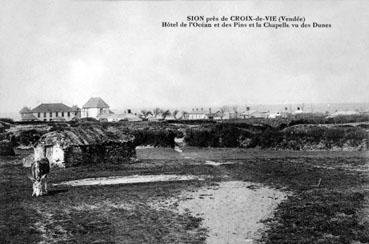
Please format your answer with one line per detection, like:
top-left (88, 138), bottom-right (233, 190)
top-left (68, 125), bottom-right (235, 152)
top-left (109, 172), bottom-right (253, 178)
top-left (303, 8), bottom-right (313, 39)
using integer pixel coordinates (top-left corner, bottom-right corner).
top-left (1, 149), bottom-right (368, 243)
top-left (223, 156), bottom-right (369, 243)
top-left (0, 164), bottom-right (41, 244)
top-left (0, 156), bottom-right (211, 243)
top-left (263, 190), bottom-right (367, 244)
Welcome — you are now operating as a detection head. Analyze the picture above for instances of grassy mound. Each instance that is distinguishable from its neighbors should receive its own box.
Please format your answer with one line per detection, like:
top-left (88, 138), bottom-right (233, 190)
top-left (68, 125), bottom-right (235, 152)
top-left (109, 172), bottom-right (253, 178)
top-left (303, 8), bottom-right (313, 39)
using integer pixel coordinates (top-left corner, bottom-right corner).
top-left (185, 123), bottom-right (369, 151)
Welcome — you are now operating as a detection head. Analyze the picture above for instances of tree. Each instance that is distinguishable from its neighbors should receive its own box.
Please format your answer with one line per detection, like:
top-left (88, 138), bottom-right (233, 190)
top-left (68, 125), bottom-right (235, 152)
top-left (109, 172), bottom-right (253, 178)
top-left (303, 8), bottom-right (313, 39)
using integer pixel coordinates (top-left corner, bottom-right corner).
top-left (161, 110), bottom-right (171, 119)
top-left (140, 110), bottom-right (152, 119)
top-left (232, 106), bottom-right (239, 119)
top-left (153, 108), bottom-right (162, 118)
top-left (182, 111), bottom-right (188, 120)
top-left (218, 107), bottom-right (226, 120)
top-left (172, 110), bottom-right (179, 119)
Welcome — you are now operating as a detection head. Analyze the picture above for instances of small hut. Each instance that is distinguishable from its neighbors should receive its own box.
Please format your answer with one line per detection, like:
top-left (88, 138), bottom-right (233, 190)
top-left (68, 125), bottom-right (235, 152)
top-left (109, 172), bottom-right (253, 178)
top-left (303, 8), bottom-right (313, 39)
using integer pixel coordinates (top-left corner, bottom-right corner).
top-left (34, 126), bottom-right (136, 167)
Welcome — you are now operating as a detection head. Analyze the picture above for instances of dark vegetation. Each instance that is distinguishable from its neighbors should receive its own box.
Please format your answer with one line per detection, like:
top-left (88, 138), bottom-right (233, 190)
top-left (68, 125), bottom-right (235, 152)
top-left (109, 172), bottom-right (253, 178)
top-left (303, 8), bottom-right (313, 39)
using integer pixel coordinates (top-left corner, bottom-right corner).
top-left (0, 151), bottom-right (211, 244)
top-left (167, 119), bottom-right (217, 125)
top-left (132, 129), bottom-right (177, 148)
top-left (167, 113), bottom-right (369, 128)
top-left (17, 129), bottom-right (44, 146)
top-left (0, 118), bottom-right (15, 124)
top-left (0, 140), bottom-right (15, 156)
top-left (185, 123), bottom-right (369, 150)
top-left (1, 149), bottom-right (368, 243)
top-left (223, 155), bottom-right (369, 244)
top-left (184, 123), bottom-right (266, 147)
top-left (2, 115), bottom-right (369, 153)
top-left (2, 121), bottom-right (181, 149)
top-left (222, 113), bottom-right (369, 127)
top-left (1, 115), bottom-right (368, 242)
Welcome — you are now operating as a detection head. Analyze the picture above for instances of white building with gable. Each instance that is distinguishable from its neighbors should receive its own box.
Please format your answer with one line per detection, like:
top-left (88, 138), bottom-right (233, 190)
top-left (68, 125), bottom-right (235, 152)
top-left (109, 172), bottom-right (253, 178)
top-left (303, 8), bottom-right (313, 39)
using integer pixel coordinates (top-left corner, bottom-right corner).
top-left (81, 97), bottom-right (111, 119)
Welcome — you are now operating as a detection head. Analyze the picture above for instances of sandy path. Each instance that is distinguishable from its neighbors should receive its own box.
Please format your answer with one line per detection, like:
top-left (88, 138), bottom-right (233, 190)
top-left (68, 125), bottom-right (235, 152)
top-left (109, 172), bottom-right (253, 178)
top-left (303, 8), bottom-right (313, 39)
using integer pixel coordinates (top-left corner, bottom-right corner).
top-left (151, 181), bottom-right (287, 244)
top-left (53, 174), bottom-right (206, 187)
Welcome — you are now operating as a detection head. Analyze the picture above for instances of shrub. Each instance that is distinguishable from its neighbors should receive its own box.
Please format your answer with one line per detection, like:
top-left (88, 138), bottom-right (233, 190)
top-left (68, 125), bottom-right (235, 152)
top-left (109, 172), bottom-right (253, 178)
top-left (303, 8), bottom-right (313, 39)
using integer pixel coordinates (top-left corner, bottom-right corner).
top-left (50, 123), bottom-right (69, 132)
top-left (253, 128), bottom-right (283, 149)
top-left (324, 128), bottom-right (346, 142)
top-left (17, 129), bottom-right (43, 146)
top-left (328, 115), bottom-right (369, 124)
top-left (184, 123), bottom-right (369, 150)
top-left (79, 117), bottom-right (99, 122)
top-left (185, 124), bottom-right (257, 148)
top-left (0, 118), bottom-right (14, 124)
top-left (0, 133), bottom-right (7, 141)
top-left (284, 126), bottom-right (326, 144)
top-left (132, 128), bottom-right (176, 148)
top-left (184, 128), bottom-right (215, 147)
top-left (0, 140), bottom-right (15, 156)
top-left (216, 125), bottom-right (244, 147)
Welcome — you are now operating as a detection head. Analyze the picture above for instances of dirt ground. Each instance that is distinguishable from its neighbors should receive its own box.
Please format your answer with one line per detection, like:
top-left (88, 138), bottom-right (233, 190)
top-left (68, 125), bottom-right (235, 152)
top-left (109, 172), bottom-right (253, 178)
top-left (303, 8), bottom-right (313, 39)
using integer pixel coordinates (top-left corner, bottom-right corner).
top-left (1, 148), bottom-right (369, 243)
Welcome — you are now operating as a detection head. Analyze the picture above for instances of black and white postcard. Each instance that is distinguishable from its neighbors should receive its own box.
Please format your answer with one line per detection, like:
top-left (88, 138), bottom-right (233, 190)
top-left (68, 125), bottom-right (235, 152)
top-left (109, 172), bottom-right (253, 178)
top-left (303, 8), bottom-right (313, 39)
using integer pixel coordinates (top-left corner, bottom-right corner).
top-left (1, 0), bottom-right (368, 243)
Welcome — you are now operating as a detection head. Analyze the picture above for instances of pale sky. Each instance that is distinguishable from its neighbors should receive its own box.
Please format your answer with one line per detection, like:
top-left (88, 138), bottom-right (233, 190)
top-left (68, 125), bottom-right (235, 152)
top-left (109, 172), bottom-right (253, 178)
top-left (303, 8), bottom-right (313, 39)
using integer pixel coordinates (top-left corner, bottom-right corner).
top-left (0, 0), bottom-right (368, 113)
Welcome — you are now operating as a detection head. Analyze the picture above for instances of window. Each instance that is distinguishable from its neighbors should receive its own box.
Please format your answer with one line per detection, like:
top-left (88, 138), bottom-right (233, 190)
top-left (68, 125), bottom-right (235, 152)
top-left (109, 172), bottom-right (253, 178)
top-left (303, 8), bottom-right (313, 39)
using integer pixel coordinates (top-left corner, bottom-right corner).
top-left (75, 112), bottom-right (78, 116)
top-left (50, 112), bottom-right (52, 117)
top-left (44, 112), bottom-right (46, 117)
top-left (56, 112), bottom-right (58, 117)
top-left (37, 113), bottom-right (40, 118)
top-left (43, 119), bottom-right (47, 122)
top-left (67, 112), bottom-right (70, 117)
top-left (62, 112), bottom-right (64, 117)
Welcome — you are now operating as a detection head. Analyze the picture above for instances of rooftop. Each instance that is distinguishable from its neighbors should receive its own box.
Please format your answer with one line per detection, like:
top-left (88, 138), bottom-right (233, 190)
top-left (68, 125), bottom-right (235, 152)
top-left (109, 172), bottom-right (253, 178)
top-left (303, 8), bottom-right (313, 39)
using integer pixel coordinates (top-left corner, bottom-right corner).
top-left (19, 107), bottom-right (32, 114)
top-left (83, 97), bottom-right (109, 109)
top-left (37, 126), bottom-right (134, 147)
top-left (31, 103), bottom-right (76, 113)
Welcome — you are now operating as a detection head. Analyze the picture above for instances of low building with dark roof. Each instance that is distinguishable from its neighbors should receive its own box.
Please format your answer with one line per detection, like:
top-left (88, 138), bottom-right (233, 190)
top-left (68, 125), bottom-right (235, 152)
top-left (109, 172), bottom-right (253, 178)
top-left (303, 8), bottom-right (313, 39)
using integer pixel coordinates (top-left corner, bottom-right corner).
top-left (81, 97), bottom-right (110, 119)
top-left (20, 103), bottom-right (80, 122)
top-left (34, 126), bottom-right (135, 167)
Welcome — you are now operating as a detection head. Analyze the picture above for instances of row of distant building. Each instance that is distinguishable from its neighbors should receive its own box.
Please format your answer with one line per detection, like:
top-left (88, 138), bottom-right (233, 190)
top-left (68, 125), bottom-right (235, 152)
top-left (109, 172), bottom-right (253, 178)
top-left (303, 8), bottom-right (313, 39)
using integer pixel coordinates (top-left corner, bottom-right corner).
top-left (20, 97), bottom-right (158, 122)
top-left (185, 107), bottom-right (367, 120)
top-left (19, 97), bottom-right (367, 122)
top-left (20, 97), bottom-right (112, 122)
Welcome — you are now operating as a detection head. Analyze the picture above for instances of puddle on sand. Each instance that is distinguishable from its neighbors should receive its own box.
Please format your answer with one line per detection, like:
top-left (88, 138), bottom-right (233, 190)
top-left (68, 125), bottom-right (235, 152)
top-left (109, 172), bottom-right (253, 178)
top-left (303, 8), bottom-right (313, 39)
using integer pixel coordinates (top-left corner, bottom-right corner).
top-left (53, 174), bottom-right (205, 187)
top-left (153, 181), bottom-right (287, 244)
